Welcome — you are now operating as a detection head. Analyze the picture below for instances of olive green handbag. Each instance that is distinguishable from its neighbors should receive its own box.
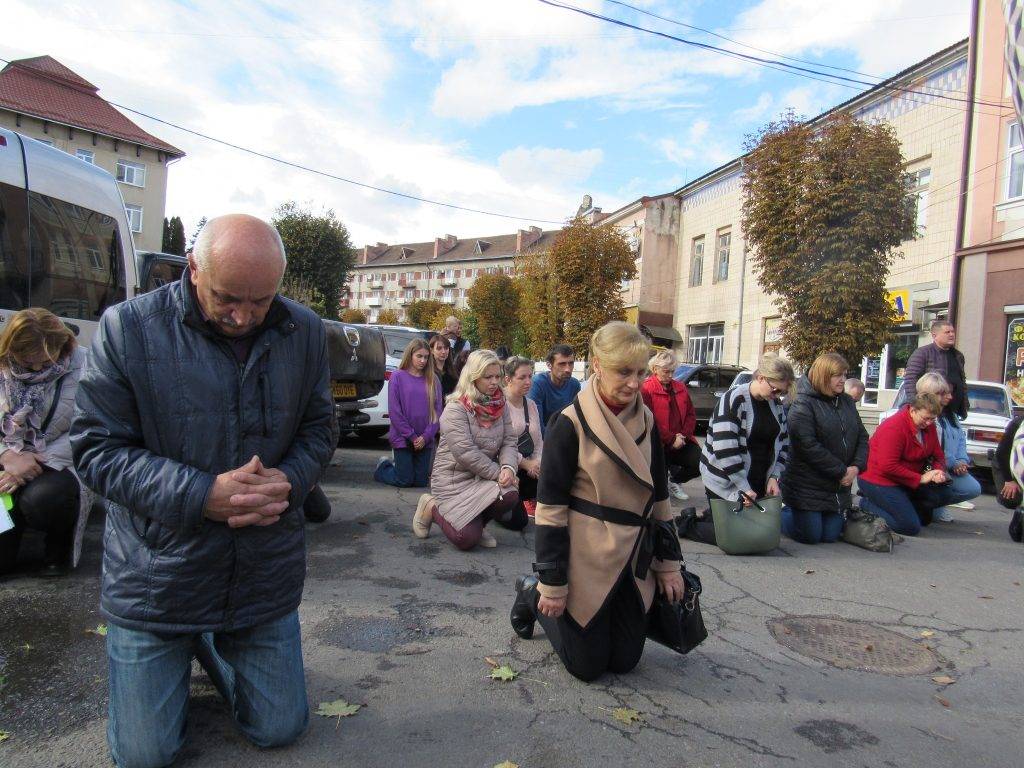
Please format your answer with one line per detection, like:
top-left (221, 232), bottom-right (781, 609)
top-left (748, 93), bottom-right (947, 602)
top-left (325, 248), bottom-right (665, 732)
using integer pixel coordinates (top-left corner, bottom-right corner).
top-left (709, 495), bottom-right (783, 555)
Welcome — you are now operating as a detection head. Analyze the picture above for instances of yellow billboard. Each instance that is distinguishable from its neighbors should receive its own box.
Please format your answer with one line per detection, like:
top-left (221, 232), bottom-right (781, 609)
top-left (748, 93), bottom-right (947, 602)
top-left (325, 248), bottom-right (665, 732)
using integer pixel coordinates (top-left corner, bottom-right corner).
top-left (887, 289), bottom-right (911, 323)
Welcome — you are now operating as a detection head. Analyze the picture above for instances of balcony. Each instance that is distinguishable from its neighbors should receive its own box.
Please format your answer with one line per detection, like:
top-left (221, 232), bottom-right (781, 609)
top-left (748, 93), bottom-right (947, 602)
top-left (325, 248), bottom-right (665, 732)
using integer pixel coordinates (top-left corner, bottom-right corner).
top-left (366, 296), bottom-right (382, 307)
top-left (398, 277), bottom-right (417, 288)
top-left (370, 279), bottom-right (384, 289)
top-left (398, 296), bottom-right (412, 305)
top-left (440, 275), bottom-right (457, 286)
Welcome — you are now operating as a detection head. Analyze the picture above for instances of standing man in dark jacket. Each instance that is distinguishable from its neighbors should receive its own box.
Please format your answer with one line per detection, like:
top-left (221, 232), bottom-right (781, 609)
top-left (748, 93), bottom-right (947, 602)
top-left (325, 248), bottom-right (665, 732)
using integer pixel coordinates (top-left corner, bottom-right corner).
top-left (71, 214), bottom-right (333, 768)
top-left (781, 354), bottom-right (869, 544)
top-left (903, 320), bottom-right (968, 419)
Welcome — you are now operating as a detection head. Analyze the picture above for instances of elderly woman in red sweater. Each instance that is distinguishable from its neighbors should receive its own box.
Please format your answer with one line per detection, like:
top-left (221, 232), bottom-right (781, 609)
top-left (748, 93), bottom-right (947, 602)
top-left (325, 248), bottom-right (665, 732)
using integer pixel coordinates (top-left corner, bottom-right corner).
top-left (641, 350), bottom-right (699, 501)
top-left (857, 392), bottom-right (956, 536)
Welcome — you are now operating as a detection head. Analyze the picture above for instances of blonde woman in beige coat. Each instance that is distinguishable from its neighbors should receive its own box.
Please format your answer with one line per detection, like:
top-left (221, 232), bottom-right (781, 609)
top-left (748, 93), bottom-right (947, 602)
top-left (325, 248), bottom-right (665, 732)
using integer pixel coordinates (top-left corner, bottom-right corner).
top-left (509, 322), bottom-right (685, 681)
top-left (413, 350), bottom-right (522, 550)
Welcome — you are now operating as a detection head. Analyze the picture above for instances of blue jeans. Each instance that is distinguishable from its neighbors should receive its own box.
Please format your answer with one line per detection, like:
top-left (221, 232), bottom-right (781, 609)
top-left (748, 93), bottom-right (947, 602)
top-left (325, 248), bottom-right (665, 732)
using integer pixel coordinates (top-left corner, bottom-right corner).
top-left (857, 479), bottom-right (956, 536)
top-left (374, 446), bottom-right (433, 487)
top-left (782, 505), bottom-right (845, 544)
top-left (946, 471), bottom-right (982, 505)
top-left (107, 610), bottom-right (308, 768)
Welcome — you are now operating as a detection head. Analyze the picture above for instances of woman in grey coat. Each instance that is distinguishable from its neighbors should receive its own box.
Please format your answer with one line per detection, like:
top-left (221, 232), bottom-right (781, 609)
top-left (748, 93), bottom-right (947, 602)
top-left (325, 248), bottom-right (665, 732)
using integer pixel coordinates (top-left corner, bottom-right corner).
top-left (413, 349), bottom-right (521, 550)
top-left (0, 308), bottom-right (89, 576)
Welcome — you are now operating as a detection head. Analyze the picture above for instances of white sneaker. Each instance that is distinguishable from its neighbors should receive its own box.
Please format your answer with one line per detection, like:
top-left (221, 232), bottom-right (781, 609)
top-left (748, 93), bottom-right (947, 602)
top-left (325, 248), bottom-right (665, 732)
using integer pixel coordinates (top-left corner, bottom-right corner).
top-left (376, 456), bottom-right (389, 471)
top-left (934, 507), bottom-right (955, 522)
top-left (479, 529), bottom-right (498, 548)
top-left (413, 494), bottom-right (434, 539)
top-left (948, 500), bottom-right (974, 510)
top-left (668, 481), bottom-right (689, 501)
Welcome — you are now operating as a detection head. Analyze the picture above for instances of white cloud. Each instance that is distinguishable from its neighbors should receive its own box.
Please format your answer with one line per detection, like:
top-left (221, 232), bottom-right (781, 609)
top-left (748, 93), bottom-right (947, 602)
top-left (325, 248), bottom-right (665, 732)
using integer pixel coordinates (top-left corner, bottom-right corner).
top-left (655, 120), bottom-right (733, 171)
top-left (497, 146), bottom-right (603, 188)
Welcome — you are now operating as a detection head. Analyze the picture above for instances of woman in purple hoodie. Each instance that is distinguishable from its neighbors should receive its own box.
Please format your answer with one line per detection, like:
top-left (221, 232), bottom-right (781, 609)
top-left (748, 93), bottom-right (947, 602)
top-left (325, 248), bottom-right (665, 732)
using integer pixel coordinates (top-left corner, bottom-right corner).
top-left (374, 339), bottom-right (443, 487)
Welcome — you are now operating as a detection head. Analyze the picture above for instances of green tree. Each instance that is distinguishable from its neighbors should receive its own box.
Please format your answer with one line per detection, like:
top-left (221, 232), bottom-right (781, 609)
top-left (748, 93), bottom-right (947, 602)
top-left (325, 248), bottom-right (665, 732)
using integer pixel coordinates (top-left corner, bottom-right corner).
top-left (467, 273), bottom-right (519, 349)
top-left (406, 299), bottom-right (447, 329)
top-left (377, 308), bottom-right (400, 325)
top-left (279, 276), bottom-right (325, 316)
top-left (272, 202), bottom-right (355, 319)
top-left (741, 112), bottom-right (916, 368)
top-left (340, 307), bottom-right (367, 323)
top-left (162, 216), bottom-right (186, 255)
top-left (549, 215), bottom-right (635, 355)
top-left (188, 216), bottom-right (208, 250)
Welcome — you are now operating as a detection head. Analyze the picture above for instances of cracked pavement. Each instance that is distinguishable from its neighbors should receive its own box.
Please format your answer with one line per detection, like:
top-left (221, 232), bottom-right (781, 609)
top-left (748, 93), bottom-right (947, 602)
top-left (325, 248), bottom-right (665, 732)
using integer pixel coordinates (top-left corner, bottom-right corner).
top-left (2, 438), bottom-right (1022, 767)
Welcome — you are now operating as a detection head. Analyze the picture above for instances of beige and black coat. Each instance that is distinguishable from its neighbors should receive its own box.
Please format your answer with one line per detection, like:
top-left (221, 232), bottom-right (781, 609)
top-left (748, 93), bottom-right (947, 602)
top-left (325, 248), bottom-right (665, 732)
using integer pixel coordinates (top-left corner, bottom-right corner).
top-left (534, 383), bottom-right (682, 629)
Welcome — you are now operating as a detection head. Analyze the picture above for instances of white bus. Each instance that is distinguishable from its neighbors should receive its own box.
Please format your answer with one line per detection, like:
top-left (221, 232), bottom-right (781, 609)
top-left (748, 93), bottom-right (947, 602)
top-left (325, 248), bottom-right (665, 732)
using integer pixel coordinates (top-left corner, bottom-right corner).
top-left (0, 127), bottom-right (138, 347)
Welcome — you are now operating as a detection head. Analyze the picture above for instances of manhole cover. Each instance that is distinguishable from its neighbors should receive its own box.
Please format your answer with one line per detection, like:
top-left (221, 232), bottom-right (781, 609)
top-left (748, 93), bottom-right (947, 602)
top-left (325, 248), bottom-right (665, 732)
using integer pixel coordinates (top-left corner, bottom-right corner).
top-left (768, 616), bottom-right (939, 676)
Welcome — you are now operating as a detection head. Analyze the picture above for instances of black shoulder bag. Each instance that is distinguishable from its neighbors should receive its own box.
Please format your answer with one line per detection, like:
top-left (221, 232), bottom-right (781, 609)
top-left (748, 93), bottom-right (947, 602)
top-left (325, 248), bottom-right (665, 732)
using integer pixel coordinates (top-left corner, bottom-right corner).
top-left (517, 400), bottom-right (535, 458)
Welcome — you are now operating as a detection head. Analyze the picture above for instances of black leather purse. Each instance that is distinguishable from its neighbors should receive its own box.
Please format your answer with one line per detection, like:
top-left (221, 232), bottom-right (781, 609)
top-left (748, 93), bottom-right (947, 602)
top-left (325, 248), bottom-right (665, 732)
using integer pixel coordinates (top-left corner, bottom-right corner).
top-left (646, 568), bottom-right (707, 655)
top-left (517, 400), bottom-right (535, 458)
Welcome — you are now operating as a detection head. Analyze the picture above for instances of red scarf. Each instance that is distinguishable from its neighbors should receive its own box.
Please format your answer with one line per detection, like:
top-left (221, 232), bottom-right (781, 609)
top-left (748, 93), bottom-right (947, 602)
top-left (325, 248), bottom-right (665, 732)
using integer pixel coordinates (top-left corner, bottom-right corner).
top-left (461, 389), bottom-right (506, 427)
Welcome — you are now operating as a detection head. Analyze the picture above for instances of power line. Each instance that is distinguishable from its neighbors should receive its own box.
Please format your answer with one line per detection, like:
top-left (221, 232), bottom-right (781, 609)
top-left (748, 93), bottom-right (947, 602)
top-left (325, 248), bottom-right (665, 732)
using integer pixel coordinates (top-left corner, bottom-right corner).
top-left (0, 56), bottom-right (564, 225)
top-left (535, 0), bottom-right (1008, 111)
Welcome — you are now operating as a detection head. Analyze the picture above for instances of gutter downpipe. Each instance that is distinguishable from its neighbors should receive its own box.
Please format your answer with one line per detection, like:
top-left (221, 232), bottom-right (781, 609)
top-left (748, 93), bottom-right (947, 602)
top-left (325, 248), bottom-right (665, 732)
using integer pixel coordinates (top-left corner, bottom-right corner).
top-left (950, 0), bottom-right (981, 326)
top-left (736, 159), bottom-right (747, 365)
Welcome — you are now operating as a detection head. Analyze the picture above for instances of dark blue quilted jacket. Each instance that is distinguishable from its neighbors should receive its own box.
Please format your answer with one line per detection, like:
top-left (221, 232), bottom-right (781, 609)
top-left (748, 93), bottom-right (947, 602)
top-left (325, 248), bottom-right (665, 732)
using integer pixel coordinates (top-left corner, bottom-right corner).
top-left (71, 273), bottom-right (333, 632)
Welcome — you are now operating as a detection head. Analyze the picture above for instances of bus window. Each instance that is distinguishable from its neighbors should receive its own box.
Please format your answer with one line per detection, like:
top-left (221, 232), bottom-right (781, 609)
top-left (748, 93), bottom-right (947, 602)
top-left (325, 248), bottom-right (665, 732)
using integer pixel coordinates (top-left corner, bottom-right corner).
top-left (0, 181), bottom-right (30, 312)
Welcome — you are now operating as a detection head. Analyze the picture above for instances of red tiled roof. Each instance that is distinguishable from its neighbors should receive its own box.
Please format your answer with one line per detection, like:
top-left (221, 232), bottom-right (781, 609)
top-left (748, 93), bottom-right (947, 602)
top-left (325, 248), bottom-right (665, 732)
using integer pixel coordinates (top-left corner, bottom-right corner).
top-left (358, 229), bottom-right (561, 268)
top-left (0, 56), bottom-right (184, 157)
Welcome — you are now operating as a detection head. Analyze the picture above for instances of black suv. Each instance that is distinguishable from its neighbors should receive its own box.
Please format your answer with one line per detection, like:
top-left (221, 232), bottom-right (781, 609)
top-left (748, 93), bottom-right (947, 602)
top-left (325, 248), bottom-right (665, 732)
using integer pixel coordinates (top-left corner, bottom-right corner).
top-left (672, 363), bottom-right (747, 428)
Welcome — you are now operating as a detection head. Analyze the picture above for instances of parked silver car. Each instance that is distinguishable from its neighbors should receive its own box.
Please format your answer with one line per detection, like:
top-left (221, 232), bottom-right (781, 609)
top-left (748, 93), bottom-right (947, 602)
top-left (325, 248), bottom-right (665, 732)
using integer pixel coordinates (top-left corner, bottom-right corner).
top-left (355, 325), bottom-right (432, 439)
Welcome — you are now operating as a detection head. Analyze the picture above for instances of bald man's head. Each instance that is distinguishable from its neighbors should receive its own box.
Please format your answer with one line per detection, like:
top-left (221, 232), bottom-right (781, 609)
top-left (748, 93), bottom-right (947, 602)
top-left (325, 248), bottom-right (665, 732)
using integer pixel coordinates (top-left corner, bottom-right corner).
top-left (188, 214), bottom-right (287, 337)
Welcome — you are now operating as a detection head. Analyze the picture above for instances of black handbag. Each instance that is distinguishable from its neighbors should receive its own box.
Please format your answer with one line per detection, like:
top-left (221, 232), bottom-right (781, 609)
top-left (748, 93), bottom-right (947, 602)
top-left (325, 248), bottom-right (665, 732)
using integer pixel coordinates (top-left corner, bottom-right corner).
top-left (646, 568), bottom-right (707, 655)
top-left (517, 400), bottom-right (535, 458)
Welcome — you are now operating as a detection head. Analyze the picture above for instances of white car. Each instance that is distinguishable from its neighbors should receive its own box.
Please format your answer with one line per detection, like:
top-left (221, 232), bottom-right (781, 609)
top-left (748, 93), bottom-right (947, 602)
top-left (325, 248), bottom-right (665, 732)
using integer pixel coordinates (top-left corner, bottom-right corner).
top-left (356, 325), bottom-right (431, 439)
top-left (878, 379), bottom-right (1013, 472)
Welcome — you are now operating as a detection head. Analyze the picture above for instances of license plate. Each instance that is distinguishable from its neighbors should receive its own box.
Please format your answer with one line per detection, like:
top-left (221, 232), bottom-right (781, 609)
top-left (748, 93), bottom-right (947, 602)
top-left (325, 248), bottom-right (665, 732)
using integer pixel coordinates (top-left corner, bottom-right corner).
top-left (332, 382), bottom-right (357, 399)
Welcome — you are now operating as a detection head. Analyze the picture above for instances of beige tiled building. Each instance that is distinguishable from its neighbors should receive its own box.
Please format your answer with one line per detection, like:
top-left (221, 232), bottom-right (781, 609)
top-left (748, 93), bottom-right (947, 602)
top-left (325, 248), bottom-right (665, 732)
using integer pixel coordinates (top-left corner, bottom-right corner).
top-left (347, 227), bottom-right (558, 324)
top-left (670, 40), bottom-right (969, 417)
top-left (0, 56), bottom-right (184, 252)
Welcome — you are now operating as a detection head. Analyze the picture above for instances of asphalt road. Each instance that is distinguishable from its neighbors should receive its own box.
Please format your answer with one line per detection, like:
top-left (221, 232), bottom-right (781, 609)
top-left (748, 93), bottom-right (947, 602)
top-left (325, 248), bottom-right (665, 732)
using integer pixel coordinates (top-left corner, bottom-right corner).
top-left (2, 436), bottom-right (1022, 768)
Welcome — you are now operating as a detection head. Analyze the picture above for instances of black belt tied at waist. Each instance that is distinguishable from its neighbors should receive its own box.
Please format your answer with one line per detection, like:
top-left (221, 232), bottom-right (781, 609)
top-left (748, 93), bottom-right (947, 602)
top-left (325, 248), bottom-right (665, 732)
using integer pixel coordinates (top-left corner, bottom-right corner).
top-left (568, 495), bottom-right (661, 579)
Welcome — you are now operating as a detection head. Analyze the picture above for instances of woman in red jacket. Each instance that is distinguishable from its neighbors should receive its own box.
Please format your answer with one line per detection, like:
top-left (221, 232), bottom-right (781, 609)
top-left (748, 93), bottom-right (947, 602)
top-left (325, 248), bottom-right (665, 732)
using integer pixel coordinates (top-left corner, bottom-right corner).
top-left (858, 392), bottom-right (955, 536)
top-left (641, 350), bottom-right (700, 500)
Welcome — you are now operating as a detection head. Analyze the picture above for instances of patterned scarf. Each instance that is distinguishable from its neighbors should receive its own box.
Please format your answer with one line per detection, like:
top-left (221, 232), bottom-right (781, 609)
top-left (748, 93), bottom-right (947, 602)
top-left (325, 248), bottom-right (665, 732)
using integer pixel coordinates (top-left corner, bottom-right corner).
top-left (461, 389), bottom-right (506, 428)
top-left (0, 355), bottom-right (71, 455)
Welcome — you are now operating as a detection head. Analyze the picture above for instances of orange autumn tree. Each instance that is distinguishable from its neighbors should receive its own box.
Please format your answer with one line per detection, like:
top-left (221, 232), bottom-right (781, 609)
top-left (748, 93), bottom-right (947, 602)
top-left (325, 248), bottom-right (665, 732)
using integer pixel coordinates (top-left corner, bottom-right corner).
top-left (741, 112), bottom-right (917, 368)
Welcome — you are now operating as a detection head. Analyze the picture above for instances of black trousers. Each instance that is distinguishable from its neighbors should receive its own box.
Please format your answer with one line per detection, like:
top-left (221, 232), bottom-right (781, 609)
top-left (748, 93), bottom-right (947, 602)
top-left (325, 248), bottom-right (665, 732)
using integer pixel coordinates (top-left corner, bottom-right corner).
top-left (517, 469), bottom-right (538, 502)
top-left (536, 569), bottom-right (649, 682)
top-left (0, 467), bottom-right (79, 573)
top-left (664, 442), bottom-right (701, 483)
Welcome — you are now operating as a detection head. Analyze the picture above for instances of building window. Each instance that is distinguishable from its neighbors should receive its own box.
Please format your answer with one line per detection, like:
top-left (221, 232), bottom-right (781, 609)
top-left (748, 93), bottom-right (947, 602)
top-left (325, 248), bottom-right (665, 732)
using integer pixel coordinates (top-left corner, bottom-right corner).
top-left (714, 230), bottom-right (730, 282)
top-left (442, 288), bottom-right (455, 303)
top-left (116, 160), bottom-right (147, 188)
top-left (908, 167), bottom-right (931, 233)
top-left (689, 236), bottom-right (705, 287)
top-left (1009, 123), bottom-right (1024, 200)
top-left (75, 148), bottom-right (95, 164)
top-left (125, 204), bottom-right (143, 233)
top-left (686, 323), bottom-right (724, 364)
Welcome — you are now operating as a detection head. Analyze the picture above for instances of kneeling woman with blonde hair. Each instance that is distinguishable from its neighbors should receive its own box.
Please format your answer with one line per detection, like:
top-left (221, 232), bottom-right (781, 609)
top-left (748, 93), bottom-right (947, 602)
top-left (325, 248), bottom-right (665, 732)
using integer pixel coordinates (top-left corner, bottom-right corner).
top-left (413, 350), bottom-right (522, 550)
top-left (509, 322), bottom-right (684, 682)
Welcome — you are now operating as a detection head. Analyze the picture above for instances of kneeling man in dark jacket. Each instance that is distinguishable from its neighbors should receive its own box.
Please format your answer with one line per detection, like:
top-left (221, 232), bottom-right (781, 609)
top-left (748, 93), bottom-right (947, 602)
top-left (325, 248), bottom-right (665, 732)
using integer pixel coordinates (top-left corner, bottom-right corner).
top-left (71, 214), bottom-right (333, 768)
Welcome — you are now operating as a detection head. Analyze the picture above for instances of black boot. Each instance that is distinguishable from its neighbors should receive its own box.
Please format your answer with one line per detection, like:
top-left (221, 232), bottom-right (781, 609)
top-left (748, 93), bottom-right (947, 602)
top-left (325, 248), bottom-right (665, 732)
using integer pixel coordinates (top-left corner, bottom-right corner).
top-left (510, 575), bottom-right (539, 639)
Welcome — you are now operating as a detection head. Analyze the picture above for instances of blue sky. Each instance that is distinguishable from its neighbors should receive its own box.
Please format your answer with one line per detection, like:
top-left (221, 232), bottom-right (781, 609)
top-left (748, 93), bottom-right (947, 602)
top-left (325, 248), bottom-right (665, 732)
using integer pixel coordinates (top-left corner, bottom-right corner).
top-left (7, 0), bottom-right (969, 244)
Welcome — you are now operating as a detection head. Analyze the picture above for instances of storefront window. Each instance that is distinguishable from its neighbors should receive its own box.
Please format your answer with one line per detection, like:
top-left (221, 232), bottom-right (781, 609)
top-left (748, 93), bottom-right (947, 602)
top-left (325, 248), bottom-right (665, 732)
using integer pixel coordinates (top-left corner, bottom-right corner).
top-left (859, 333), bottom-right (923, 406)
top-left (1005, 315), bottom-right (1024, 407)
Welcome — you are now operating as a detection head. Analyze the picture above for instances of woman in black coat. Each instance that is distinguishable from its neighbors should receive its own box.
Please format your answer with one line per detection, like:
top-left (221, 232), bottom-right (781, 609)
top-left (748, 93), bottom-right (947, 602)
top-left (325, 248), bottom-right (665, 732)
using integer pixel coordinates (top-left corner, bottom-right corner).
top-left (780, 353), bottom-right (868, 544)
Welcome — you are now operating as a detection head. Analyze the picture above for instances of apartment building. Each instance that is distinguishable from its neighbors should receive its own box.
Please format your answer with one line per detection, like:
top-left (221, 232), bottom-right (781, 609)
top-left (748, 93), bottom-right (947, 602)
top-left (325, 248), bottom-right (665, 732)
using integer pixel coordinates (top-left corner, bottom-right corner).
top-left (596, 194), bottom-right (682, 348)
top-left (670, 40), bottom-right (969, 417)
top-left (954, 0), bottom-right (1024, 408)
top-left (0, 55), bottom-right (184, 252)
top-left (348, 227), bottom-right (558, 323)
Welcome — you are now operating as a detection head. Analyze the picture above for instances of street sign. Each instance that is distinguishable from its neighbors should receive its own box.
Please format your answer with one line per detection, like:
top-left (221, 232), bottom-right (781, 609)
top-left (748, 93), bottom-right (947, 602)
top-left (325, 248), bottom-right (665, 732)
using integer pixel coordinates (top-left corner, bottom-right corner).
top-left (887, 289), bottom-right (911, 323)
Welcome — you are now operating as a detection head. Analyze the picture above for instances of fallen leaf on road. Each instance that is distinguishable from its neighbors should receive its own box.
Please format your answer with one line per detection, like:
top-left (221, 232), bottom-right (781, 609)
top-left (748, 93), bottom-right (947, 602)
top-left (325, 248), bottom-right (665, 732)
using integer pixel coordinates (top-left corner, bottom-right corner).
top-left (490, 665), bottom-right (518, 682)
top-left (978, 596), bottom-right (994, 600)
top-left (0, 731), bottom-right (9, 743)
top-left (612, 707), bottom-right (643, 726)
top-left (864, 644), bottom-right (874, 652)
top-left (804, 569), bottom-right (815, 575)
top-left (782, 627), bottom-right (792, 635)
top-left (929, 584), bottom-right (937, 588)
top-left (932, 676), bottom-right (955, 685)
top-left (484, 657), bottom-right (500, 668)
top-left (315, 699), bottom-right (361, 729)
top-left (920, 630), bottom-right (935, 638)
top-left (19, 643), bottom-right (32, 651)
top-left (493, 762), bottom-right (519, 768)
top-left (934, 695), bottom-right (951, 708)
top-left (1013, 581), bottom-right (1020, 587)
top-left (87, 624), bottom-right (108, 637)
